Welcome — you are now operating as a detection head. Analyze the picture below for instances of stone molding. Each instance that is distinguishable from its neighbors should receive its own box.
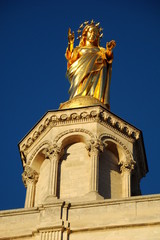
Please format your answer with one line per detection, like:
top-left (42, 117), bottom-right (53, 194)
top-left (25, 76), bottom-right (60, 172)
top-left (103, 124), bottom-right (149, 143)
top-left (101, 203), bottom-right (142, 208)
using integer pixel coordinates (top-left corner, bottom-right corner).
top-left (27, 140), bottom-right (52, 166)
top-left (19, 107), bottom-right (140, 155)
top-left (54, 128), bottom-right (94, 143)
top-left (100, 133), bottom-right (134, 165)
top-left (69, 221), bottom-right (160, 234)
top-left (1, 194), bottom-right (160, 216)
top-left (27, 128), bottom-right (94, 166)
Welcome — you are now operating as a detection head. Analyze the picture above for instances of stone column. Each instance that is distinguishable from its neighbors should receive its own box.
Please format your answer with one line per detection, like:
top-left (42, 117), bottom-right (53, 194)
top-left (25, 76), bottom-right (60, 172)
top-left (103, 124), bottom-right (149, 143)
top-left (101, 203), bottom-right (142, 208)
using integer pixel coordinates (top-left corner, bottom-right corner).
top-left (22, 165), bottom-right (39, 208)
top-left (86, 139), bottom-right (103, 199)
top-left (44, 144), bottom-right (63, 200)
top-left (120, 160), bottom-right (135, 198)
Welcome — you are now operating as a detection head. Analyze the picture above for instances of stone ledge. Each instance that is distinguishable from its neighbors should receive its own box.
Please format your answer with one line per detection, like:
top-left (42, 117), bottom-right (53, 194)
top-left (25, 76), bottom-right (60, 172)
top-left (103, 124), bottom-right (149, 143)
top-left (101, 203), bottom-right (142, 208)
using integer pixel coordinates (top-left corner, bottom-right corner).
top-left (69, 194), bottom-right (160, 208)
top-left (0, 194), bottom-right (159, 216)
top-left (70, 221), bottom-right (160, 233)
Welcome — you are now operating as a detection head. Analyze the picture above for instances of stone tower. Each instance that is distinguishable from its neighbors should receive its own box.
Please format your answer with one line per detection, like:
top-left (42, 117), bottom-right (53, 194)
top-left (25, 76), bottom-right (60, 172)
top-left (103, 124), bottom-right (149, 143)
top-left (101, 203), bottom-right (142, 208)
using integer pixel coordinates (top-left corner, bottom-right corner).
top-left (1, 99), bottom-right (160, 240)
top-left (19, 97), bottom-right (148, 208)
top-left (19, 97), bottom-right (148, 209)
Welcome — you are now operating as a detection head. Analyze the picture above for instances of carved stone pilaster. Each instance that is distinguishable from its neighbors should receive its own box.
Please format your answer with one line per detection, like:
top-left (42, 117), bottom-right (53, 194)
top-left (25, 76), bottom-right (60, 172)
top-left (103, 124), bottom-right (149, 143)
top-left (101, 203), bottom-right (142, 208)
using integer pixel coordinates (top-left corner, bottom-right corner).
top-left (44, 144), bottom-right (64, 200)
top-left (86, 139), bottom-right (104, 195)
top-left (22, 165), bottom-right (39, 208)
top-left (119, 159), bottom-right (135, 198)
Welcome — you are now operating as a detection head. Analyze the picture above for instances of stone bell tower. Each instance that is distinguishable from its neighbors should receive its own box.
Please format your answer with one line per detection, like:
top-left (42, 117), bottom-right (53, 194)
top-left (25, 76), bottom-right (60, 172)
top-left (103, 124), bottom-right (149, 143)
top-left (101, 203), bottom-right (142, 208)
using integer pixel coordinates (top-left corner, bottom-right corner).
top-left (19, 96), bottom-right (148, 209)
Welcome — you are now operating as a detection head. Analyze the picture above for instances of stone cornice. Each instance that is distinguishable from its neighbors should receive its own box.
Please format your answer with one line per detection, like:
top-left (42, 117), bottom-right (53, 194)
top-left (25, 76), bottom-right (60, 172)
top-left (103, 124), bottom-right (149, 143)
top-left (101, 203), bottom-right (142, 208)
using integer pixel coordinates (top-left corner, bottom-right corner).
top-left (69, 194), bottom-right (160, 208)
top-left (19, 106), bottom-right (141, 155)
top-left (0, 194), bottom-right (160, 217)
top-left (70, 221), bottom-right (160, 233)
top-left (0, 195), bottom-right (159, 239)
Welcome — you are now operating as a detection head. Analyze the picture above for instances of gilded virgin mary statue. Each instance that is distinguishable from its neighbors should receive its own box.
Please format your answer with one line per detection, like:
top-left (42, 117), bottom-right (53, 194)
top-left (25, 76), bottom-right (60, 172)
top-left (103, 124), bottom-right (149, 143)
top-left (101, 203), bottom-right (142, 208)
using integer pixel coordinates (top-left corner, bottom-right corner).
top-left (65, 20), bottom-right (116, 109)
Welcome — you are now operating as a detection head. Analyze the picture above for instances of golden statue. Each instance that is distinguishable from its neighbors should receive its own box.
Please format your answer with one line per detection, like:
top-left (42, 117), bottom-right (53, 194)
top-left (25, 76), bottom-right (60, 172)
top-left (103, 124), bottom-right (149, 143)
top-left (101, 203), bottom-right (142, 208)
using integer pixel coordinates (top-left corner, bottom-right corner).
top-left (65, 20), bottom-right (116, 109)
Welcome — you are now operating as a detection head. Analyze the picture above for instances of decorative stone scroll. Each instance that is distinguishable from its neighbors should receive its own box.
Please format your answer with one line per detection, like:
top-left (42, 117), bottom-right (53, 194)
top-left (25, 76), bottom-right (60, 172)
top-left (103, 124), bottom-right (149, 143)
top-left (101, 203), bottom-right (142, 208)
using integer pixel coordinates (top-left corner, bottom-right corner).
top-left (86, 138), bottom-right (104, 193)
top-left (22, 165), bottom-right (39, 208)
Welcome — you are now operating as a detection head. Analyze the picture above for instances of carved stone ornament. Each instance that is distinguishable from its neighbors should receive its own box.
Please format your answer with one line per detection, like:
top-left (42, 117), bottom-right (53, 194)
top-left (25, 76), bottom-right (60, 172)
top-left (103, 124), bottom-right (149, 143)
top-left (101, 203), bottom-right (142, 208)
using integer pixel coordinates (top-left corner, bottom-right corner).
top-left (119, 159), bottom-right (136, 173)
top-left (86, 138), bottom-right (104, 156)
top-left (100, 133), bottom-right (134, 165)
top-left (43, 143), bottom-right (64, 160)
top-left (54, 128), bottom-right (94, 143)
top-left (22, 165), bottom-right (39, 187)
top-left (19, 107), bottom-right (140, 155)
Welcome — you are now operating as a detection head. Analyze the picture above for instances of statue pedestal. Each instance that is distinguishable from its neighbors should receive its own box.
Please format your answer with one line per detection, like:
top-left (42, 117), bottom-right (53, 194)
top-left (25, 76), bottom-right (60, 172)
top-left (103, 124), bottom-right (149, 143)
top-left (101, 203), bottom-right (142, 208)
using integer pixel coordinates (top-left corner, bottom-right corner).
top-left (59, 95), bottom-right (110, 110)
top-left (19, 104), bottom-right (147, 207)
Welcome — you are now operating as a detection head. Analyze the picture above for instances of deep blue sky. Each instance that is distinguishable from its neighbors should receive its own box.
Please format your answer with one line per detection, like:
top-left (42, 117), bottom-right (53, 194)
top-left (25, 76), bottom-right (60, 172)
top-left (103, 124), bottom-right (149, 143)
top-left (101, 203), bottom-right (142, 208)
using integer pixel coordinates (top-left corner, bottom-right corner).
top-left (0, 0), bottom-right (160, 210)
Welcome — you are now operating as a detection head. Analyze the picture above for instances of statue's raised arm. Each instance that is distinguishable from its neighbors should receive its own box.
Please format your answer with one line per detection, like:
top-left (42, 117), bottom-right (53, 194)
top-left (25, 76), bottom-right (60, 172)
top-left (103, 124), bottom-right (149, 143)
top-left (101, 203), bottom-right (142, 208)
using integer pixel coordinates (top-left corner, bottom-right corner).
top-left (65, 28), bottom-right (75, 61)
top-left (106, 40), bottom-right (116, 62)
top-left (65, 20), bottom-right (116, 109)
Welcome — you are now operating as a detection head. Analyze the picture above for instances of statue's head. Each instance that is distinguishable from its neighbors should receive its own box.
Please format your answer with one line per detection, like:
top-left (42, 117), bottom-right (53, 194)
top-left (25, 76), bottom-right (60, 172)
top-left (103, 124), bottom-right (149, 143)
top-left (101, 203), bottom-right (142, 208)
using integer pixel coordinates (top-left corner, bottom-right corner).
top-left (77, 20), bottom-right (103, 46)
top-left (84, 25), bottom-right (100, 43)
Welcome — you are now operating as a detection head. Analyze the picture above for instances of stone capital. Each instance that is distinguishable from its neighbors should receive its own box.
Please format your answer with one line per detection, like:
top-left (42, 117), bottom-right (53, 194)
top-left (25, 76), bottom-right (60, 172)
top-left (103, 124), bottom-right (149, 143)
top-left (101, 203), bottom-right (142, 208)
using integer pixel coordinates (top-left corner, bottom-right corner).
top-left (119, 159), bottom-right (135, 174)
top-left (86, 138), bottom-right (104, 156)
top-left (43, 143), bottom-right (64, 160)
top-left (22, 165), bottom-right (39, 187)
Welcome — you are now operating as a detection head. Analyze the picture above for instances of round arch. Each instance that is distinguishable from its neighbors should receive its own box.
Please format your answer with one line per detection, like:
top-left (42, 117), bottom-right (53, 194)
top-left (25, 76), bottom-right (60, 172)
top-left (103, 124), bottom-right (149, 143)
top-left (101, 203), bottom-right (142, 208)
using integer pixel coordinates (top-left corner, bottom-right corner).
top-left (54, 128), bottom-right (95, 150)
top-left (28, 140), bottom-right (52, 173)
top-left (99, 133), bottom-right (133, 164)
top-left (54, 128), bottom-right (95, 199)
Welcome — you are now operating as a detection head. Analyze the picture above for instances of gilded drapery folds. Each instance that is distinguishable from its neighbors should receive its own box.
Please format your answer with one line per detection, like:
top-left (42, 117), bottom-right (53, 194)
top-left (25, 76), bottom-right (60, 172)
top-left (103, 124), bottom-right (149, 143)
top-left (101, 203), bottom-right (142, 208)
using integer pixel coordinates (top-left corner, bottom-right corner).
top-left (65, 20), bottom-right (116, 108)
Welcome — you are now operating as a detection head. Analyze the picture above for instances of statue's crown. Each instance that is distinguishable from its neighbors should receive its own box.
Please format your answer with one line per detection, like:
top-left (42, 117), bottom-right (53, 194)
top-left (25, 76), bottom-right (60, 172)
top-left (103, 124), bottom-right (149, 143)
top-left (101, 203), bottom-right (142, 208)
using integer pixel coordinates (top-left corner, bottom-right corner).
top-left (77, 20), bottom-right (103, 40)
